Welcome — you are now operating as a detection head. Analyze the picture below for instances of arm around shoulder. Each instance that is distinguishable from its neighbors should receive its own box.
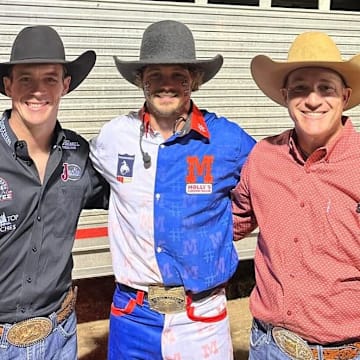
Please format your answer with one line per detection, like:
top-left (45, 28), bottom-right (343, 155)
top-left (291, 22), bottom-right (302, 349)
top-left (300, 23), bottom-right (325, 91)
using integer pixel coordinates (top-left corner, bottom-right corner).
top-left (232, 155), bottom-right (257, 240)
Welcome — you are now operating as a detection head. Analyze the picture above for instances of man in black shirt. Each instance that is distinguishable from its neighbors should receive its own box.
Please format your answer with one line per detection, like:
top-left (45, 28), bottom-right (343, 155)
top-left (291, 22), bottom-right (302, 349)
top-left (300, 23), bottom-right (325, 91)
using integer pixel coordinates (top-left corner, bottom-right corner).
top-left (0, 25), bottom-right (108, 359)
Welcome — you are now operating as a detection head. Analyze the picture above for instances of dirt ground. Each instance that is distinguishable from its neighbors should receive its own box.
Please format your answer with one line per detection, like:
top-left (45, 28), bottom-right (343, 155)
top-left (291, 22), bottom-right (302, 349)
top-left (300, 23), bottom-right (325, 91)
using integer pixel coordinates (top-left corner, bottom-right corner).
top-left (75, 260), bottom-right (255, 360)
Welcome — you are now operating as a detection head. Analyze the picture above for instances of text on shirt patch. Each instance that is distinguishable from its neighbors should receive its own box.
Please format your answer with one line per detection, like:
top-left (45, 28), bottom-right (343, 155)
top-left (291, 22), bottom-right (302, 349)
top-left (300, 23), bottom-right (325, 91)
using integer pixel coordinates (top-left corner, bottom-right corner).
top-left (186, 155), bottom-right (214, 194)
top-left (0, 177), bottom-right (13, 201)
top-left (0, 117), bottom-right (11, 146)
top-left (62, 140), bottom-right (80, 150)
top-left (0, 212), bottom-right (18, 232)
top-left (61, 163), bottom-right (82, 182)
top-left (117, 154), bottom-right (135, 183)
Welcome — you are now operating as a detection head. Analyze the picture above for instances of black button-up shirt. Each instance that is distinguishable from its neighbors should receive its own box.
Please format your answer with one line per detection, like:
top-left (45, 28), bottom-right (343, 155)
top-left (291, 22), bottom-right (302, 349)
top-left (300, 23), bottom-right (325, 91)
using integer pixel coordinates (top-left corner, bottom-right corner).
top-left (0, 110), bottom-right (109, 323)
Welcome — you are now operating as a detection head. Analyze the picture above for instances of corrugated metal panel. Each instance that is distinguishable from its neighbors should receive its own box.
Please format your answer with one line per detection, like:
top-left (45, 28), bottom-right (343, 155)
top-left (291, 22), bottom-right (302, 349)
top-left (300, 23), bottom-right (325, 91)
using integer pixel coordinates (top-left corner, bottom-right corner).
top-left (1, 0), bottom-right (359, 138)
top-left (1, 0), bottom-right (359, 277)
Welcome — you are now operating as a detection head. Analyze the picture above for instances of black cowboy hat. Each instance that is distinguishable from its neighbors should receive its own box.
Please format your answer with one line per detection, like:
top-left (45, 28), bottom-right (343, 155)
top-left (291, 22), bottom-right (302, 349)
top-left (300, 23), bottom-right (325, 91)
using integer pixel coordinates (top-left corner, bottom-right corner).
top-left (0, 25), bottom-right (96, 95)
top-left (113, 20), bottom-right (223, 87)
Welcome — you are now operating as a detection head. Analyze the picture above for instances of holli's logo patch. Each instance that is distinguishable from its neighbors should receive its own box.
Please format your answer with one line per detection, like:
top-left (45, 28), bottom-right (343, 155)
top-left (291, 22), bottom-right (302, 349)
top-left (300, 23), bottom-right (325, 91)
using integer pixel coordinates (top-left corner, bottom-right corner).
top-left (61, 163), bottom-right (82, 181)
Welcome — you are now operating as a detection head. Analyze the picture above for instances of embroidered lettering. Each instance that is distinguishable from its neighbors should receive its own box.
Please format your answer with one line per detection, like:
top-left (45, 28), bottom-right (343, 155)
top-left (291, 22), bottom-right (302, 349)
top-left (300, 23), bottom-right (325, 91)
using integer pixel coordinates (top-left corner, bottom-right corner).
top-left (61, 163), bottom-right (82, 181)
top-left (186, 156), bottom-right (214, 194)
top-left (186, 155), bottom-right (214, 183)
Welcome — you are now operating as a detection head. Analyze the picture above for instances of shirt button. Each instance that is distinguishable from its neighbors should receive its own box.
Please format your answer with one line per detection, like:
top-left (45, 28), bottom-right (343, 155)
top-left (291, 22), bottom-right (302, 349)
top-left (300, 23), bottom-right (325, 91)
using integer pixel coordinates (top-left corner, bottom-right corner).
top-left (294, 237), bottom-right (299, 243)
top-left (155, 193), bottom-right (160, 200)
top-left (32, 247), bottom-right (37, 252)
top-left (160, 144), bottom-right (165, 149)
top-left (27, 277), bottom-right (32, 283)
top-left (21, 308), bottom-right (26, 313)
top-left (290, 274), bottom-right (295, 278)
top-left (37, 216), bottom-right (41, 221)
top-left (287, 310), bottom-right (292, 316)
top-left (156, 247), bottom-right (162, 253)
top-left (300, 201), bottom-right (305, 208)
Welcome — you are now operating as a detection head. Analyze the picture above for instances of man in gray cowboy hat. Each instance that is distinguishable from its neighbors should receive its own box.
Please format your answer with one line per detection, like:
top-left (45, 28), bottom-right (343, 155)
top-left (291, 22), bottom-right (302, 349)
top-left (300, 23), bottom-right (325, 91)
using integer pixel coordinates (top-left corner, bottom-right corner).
top-left (232, 31), bottom-right (360, 359)
top-left (90, 20), bottom-right (255, 359)
top-left (0, 25), bottom-right (109, 359)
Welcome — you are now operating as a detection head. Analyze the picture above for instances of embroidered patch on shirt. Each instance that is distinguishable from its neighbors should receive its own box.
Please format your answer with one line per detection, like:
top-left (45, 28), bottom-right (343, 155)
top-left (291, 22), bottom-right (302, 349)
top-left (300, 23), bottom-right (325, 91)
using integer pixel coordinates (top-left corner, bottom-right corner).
top-left (62, 140), bottom-right (80, 150)
top-left (61, 163), bottom-right (82, 181)
top-left (0, 177), bottom-right (13, 201)
top-left (185, 155), bottom-right (214, 194)
top-left (0, 117), bottom-right (11, 146)
top-left (117, 154), bottom-right (135, 183)
top-left (0, 211), bottom-right (18, 233)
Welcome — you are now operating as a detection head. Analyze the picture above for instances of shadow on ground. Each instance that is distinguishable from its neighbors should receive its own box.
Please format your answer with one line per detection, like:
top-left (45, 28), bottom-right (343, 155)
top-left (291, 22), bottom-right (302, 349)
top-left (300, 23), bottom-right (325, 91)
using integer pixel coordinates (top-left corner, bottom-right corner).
top-left (234, 349), bottom-right (250, 360)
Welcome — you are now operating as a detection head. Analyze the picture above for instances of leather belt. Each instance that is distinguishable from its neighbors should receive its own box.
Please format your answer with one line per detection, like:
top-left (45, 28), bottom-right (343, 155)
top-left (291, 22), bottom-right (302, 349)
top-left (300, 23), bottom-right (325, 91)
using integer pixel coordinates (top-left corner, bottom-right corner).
top-left (256, 319), bottom-right (360, 360)
top-left (0, 287), bottom-right (77, 347)
top-left (117, 283), bottom-right (221, 302)
top-left (311, 342), bottom-right (360, 360)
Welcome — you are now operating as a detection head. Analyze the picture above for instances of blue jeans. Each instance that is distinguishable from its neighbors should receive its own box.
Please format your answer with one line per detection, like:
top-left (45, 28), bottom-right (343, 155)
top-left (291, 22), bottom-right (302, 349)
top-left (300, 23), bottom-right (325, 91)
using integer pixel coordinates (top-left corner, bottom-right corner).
top-left (0, 311), bottom-right (77, 360)
top-left (249, 318), bottom-right (360, 360)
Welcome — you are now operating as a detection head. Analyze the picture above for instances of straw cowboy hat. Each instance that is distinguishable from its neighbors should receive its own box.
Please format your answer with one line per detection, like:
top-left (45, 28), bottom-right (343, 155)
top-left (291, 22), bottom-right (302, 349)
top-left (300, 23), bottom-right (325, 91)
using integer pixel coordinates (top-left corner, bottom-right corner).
top-left (0, 25), bottom-right (96, 96)
top-left (251, 31), bottom-right (360, 110)
top-left (113, 20), bottom-right (223, 87)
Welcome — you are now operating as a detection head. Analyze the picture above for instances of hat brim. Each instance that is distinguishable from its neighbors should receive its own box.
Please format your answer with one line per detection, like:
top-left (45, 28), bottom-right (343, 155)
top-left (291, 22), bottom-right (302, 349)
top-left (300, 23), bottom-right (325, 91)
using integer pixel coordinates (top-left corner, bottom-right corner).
top-left (0, 50), bottom-right (96, 96)
top-left (113, 54), bottom-right (223, 86)
top-left (251, 54), bottom-right (360, 110)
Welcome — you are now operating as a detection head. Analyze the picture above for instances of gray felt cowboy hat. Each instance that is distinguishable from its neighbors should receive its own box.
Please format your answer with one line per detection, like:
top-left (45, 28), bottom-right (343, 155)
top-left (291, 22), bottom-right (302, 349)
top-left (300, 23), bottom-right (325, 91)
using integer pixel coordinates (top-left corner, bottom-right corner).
top-left (113, 20), bottom-right (223, 87)
top-left (251, 31), bottom-right (360, 110)
top-left (0, 25), bottom-right (96, 96)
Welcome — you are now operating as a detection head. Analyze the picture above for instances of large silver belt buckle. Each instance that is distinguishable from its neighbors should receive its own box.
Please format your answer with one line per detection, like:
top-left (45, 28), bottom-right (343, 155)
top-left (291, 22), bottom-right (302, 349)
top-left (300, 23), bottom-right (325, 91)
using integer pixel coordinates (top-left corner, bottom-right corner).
top-left (7, 317), bottom-right (53, 347)
top-left (148, 285), bottom-right (186, 314)
top-left (272, 327), bottom-right (314, 360)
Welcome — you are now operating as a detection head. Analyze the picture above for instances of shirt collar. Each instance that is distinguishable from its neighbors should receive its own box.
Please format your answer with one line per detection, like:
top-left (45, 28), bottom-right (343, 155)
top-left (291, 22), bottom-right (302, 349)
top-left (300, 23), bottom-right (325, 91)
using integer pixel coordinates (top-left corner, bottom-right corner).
top-left (138, 101), bottom-right (210, 140)
top-left (0, 109), bottom-right (65, 150)
top-left (289, 116), bottom-right (354, 163)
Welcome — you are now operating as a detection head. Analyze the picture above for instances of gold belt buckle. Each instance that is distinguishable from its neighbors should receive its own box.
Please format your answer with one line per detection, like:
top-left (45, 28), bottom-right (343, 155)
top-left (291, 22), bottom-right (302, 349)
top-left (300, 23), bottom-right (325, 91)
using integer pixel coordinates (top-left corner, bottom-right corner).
top-left (272, 327), bottom-right (314, 360)
top-left (148, 285), bottom-right (186, 314)
top-left (7, 317), bottom-right (53, 347)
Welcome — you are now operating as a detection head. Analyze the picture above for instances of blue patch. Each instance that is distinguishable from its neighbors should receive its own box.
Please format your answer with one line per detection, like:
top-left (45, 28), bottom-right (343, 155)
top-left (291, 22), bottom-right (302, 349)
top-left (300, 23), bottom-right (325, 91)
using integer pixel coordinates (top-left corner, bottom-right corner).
top-left (117, 154), bottom-right (135, 183)
top-left (61, 163), bottom-right (82, 181)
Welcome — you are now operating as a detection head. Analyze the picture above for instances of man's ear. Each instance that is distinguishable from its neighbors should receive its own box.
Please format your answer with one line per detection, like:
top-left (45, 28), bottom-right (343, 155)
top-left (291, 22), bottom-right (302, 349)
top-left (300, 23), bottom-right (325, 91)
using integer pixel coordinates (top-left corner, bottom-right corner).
top-left (280, 88), bottom-right (288, 104)
top-left (62, 76), bottom-right (71, 96)
top-left (3, 77), bottom-right (12, 97)
top-left (343, 87), bottom-right (352, 107)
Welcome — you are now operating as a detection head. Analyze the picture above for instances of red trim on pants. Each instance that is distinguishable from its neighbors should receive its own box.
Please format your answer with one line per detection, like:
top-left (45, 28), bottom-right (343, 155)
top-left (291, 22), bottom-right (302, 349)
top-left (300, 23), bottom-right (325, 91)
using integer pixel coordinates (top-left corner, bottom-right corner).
top-left (111, 291), bottom-right (145, 316)
top-left (186, 295), bottom-right (227, 323)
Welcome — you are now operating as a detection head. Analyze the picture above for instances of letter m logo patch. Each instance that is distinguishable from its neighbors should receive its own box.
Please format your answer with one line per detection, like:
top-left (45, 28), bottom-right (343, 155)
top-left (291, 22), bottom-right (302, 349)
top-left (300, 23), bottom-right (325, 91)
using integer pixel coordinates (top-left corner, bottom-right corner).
top-left (186, 155), bottom-right (214, 184)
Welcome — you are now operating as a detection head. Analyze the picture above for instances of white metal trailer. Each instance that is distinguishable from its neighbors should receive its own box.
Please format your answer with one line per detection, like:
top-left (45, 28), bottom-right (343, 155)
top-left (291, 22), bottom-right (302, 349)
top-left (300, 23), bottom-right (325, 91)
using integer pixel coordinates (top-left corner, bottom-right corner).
top-left (0, 0), bottom-right (359, 278)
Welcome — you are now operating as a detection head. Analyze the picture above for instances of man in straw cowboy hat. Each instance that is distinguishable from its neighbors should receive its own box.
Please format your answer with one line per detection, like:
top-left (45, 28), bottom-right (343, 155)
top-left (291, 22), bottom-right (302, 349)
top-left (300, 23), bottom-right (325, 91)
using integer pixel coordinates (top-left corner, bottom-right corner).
top-left (232, 31), bottom-right (360, 359)
top-left (90, 19), bottom-right (255, 359)
top-left (0, 25), bottom-right (109, 359)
